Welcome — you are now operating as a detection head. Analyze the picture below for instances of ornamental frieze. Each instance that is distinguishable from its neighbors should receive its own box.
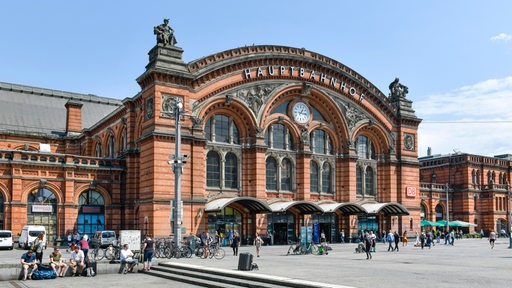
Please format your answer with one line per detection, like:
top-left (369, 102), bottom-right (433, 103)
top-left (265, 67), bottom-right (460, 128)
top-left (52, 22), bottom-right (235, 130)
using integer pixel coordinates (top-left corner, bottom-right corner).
top-left (233, 84), bottom-right (280, 115)
top-left (334, 99), bottom-right (368, 132)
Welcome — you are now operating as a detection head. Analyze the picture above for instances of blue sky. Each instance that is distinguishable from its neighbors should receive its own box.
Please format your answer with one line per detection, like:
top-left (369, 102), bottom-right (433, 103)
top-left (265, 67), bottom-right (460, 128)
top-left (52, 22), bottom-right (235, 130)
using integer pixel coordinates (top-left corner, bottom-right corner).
top-left (1, 1), bottom-right (511, 157)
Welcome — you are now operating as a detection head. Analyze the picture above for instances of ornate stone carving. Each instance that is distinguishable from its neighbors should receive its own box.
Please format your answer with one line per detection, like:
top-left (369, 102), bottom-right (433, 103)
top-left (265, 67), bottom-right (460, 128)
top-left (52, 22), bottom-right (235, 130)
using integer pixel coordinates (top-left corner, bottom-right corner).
top-left (191, 116), bottom-right (203, 129)
top-left (336, 99), bottom-right (367, 131)
top-left (301, 127), bottom-right (310, 145)
top-left (254, 126), bottom-right (265, 138)
top-left (234, 84), bottom-right (279, 115)
top-left (404, 133), bottom-right (415, 151)
top-left (301, 82), bottom-right (312, 95)
top-left (145, 97), bottom-right (154, 120)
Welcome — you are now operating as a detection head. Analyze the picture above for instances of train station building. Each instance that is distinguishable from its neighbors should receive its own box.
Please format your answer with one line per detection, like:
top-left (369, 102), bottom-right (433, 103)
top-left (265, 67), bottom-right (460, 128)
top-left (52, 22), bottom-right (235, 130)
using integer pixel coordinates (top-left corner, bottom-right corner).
top-left (0, 21), bottom-right (422, 245)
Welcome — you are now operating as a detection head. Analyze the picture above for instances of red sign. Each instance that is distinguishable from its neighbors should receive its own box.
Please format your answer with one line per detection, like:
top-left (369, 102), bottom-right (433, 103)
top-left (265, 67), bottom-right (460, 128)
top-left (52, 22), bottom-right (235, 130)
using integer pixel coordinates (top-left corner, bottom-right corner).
top-left (82, 206), bottom-right (101, 213)
top-left (406, 186), bottom-right (417, 197)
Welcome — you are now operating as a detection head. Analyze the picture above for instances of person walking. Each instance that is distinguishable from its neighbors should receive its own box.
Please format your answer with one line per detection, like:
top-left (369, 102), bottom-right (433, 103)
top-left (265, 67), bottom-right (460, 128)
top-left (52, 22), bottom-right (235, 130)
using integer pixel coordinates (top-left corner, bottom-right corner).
top-left (340, 230), bottom-right (345, 244)
top-left (254, 233), bottom-right (263, 257)
top-left (489, 230), bottom-right (496, 249)
top-left (402, 231), bottom-right (408, 246)
top-left (231, 231), bottom-right (240, 256)
top-left (420, 231), bottom-right (426, 249)
top-left (393, 231), bottom-right (400, 251)
top-left (364, 232), bottom-right (372, 260)
top-left (142, 234), bottom-right (154, 272)
top-left (386, 230), bottom-right (395, 251)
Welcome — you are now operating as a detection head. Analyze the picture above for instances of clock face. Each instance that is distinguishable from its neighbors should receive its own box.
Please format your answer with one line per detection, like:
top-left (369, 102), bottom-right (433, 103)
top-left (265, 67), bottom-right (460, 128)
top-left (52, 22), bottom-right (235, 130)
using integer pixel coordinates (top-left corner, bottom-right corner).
top-left (292, 102), bottom-right (310, 124)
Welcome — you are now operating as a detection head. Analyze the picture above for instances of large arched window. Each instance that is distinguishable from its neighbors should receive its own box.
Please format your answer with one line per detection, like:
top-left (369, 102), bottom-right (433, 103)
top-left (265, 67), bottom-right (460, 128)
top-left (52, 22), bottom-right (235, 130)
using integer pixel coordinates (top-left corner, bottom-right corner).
top-left (265, 124), bottom-right (293, 150)
top-left (78, 190), bottom-right (105, 235)
top-left (224, 153), bottom-right (238, 189)
top-left (266, 157), bottom-right (278, 190)
top-left (207, 151), bottom-right (221, 188)
top-left (310, 161), bottom-right (319, 193)
top-left (205, 115), bottom-right (240, 144)
top-left (321, 162), bottom-right (332, 193)
top-left (28, 187), bottom-right (57, 245)
top-left (281, 158), bottom-right (292, 191)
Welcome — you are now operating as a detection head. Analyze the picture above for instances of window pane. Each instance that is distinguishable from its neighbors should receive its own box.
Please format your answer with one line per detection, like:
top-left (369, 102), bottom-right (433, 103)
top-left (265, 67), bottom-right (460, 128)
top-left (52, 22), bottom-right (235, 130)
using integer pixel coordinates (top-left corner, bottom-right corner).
top-left (205, 118), bottom-right (212, 141)
top-left (356, 167), bottom-right (363, 195)
top-left (224, 153), bottom-right (238, 189)
top-left (314, 130), bottom-right (325, 154)
top-left (281, 158), bottom-right (292, 191)
top-left (322, 163), bottom-right (332, 193)
top-left (357, 136), bottom-right (367, 159)
top-left (207, 151), bottom-right (221, 187)
top-left (310, 161), bottom-right (319, 192)
top-left (365, 167), bottom-right (374, 195)
top-left (266, 157), bottom-right (277, 190)
top-left (215, 115), bottom-right (230, 143)
top-left (272, 124), bottom-right (286, 149)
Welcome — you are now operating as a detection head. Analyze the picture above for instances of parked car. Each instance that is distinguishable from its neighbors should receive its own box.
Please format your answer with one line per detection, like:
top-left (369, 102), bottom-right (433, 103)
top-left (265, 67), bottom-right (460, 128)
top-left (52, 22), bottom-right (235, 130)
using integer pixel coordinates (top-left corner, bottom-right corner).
top-left (91, 230), bottom-right (117, 248)
top-left (0, 230), bottom-right (14, 250)
top-left (18, 225), bottom-right (46, 250)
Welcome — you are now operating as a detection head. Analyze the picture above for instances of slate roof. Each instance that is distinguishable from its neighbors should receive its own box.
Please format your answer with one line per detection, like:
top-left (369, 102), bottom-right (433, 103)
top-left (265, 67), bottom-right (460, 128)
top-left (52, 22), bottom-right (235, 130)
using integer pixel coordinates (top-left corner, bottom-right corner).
top-left (0, 82), bottom-right (123, 137)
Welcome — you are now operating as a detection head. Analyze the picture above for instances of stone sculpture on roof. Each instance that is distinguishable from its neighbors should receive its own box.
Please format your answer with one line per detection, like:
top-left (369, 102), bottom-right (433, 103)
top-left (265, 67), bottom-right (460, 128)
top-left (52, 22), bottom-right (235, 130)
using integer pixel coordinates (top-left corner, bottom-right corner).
top-left (154, 18), bottom-right (177, 46)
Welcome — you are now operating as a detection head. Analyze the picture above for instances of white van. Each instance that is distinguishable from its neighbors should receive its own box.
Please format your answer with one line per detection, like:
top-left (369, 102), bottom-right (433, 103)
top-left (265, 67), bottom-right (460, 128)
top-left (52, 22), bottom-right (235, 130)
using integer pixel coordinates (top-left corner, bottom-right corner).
top-left (0, 230), bottom-right (13, 250)
top-left (18, 225), bottom-right (46, 250)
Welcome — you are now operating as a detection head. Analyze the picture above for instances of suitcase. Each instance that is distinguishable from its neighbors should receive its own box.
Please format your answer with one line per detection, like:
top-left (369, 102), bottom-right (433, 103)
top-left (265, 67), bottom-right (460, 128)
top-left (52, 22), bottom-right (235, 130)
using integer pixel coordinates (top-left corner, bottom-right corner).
top-left (238, 252), bottom-right (253, 271)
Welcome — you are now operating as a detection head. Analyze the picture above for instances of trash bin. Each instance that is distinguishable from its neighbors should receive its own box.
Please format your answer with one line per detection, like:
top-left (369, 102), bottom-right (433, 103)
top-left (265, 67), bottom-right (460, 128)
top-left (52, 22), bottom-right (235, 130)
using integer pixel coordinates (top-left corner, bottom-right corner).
top-left (238, 252), bottom-right (253, 271)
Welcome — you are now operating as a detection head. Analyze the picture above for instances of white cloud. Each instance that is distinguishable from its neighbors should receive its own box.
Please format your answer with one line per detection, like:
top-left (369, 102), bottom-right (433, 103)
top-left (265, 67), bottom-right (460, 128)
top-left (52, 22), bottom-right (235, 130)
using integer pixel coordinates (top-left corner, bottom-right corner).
top-left (416, 76), bottom-right (512, 157)
top-left (491, 33), bottom-right (512, 41)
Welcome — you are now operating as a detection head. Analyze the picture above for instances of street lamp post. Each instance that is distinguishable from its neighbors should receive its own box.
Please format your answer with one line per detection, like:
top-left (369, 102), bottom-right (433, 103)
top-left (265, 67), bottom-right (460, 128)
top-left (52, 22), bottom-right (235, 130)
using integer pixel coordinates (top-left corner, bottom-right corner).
top-left (445, 183), bottom-right (450, 233)
top-left (506, 182), bottom-right (511, 249)
top-left (170, 97), bottom-right (185, 249)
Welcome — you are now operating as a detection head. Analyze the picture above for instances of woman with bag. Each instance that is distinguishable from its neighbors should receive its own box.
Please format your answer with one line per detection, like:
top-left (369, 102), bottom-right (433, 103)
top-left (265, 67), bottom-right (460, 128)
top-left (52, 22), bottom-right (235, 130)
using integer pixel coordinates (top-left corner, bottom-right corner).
top-left (34, 233), bottom-right (45, 263)
top-left (254, 233), bottom-right (263, 257)
top-left (231, 231), bottom-right (240, 256)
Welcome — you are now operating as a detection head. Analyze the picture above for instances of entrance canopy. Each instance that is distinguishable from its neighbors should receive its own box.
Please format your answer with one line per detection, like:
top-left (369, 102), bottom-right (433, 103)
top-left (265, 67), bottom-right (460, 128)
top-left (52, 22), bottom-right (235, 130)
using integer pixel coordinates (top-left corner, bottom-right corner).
top-left (269, 201), bottom-right (323, 214)
top-left (205, 197), bottom-right (272, 213)
top-left (436, 220), bottom-right (477, 227)
top-left (361, 202), bottom-right (409, 215)
top-left (318, 202), bottom-right (366, 215)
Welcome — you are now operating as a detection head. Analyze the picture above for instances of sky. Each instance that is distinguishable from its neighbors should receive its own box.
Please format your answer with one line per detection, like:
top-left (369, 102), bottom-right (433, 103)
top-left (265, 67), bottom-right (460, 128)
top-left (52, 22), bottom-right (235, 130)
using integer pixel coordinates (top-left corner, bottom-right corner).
top-left (1, 1), bottom-right (511, 157)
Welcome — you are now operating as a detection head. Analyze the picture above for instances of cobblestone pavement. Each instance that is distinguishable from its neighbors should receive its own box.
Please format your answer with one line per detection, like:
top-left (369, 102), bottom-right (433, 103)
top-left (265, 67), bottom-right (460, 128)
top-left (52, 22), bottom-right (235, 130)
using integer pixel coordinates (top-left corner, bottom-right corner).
top-left (1, 237), bottom-right (511, 288)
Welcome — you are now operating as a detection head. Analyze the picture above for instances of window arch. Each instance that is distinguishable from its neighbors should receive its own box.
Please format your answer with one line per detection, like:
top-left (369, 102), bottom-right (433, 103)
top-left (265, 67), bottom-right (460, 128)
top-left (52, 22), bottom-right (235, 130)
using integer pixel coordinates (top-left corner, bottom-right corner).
top-left (27, 187), bottom-right (57, 244)
top-left (205, 115), bottom-right (240, 144)
top-left (435, 204), bottom-right (444, 222)
top-left (78, 190), bottom-right (105, 234)
top-left (265, 124), bottom-right (293, 150)
top-left (266, 157), bottom-right (278, 191)
top-left (321, 162), bottom-right (332, 194)
top-left (281, 158), bottom-right (292, 191)
top-left (310, 161), bottom-right (319, 193)
top-left (224, 153), bottom-right (238, 189)
top-left (96, 142), bottom-right (102, 157)
top-left (107, 135), bottom-right (115, 158)
top-left (206, 151), bottom-right (221, 188)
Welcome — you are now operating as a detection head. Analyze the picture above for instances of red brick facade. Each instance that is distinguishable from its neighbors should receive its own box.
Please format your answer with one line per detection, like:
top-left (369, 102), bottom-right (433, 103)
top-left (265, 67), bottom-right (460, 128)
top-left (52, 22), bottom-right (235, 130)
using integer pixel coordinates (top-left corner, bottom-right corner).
top-left (0, 40), bottom-right (422, 245)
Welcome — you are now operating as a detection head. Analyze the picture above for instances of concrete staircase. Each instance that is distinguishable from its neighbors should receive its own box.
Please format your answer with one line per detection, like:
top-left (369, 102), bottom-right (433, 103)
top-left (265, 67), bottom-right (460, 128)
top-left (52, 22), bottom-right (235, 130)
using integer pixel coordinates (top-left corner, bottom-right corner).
top-left (147, 262), bottom-right (330, 288)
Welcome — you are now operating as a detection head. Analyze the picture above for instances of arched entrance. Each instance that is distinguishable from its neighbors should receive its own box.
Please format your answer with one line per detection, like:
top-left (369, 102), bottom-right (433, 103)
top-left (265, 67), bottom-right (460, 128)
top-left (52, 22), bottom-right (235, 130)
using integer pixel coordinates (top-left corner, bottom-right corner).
top-left (207, 207), bottom-right (242, 247)
top-left (268, 212), bottom-right (296, 245)
top-left (27, 187), bottom-right (57, 245)
top-left (77, 190), bottom-right (105, 236)
top-left (435, 204), bottom-right (444, 221)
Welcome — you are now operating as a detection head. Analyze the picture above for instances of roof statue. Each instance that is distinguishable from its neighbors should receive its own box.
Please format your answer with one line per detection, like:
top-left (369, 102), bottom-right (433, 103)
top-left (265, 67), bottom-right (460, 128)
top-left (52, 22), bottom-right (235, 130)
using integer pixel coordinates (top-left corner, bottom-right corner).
top-left (388, 77), bottom-right (409, 100)
top-left (154, 18), bottom-right (177, 46)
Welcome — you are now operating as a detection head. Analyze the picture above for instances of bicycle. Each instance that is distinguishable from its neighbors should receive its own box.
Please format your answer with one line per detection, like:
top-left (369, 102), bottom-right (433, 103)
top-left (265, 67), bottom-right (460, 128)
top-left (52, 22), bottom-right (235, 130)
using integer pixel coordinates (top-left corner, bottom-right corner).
top-left (88, 245), bottom-right (105, 261)
top-left (104, 242), bottom-right (121, 261)
top-left (208, 243), bottom-right (225, 260)
top-left (301, 242), bottom-right (318, 255)
top-left (286, 241), bottom-right (302, 255)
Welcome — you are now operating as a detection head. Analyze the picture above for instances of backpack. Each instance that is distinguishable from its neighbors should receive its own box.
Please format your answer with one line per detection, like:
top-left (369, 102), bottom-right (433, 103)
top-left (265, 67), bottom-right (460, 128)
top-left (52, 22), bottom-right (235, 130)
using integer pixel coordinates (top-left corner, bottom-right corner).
top-left (32, 269), bottom-right (57, 280)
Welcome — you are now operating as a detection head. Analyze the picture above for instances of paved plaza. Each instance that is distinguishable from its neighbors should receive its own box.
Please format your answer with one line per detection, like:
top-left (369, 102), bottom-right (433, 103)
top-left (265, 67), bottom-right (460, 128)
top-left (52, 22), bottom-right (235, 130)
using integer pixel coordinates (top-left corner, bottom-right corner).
top-left (1, 238), bottom-right (510, 288)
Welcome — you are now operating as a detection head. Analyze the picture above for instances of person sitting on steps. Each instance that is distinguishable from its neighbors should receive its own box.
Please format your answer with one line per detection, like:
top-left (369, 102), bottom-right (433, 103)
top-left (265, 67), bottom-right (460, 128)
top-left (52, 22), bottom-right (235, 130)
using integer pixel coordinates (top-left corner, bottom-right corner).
top-left (119, 243), bottom-right (137, 274)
